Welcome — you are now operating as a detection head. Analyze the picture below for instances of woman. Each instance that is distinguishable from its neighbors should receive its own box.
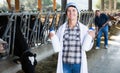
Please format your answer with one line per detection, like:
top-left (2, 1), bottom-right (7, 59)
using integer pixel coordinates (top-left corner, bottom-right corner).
top-left (50, 2), bottom-right (95, 73)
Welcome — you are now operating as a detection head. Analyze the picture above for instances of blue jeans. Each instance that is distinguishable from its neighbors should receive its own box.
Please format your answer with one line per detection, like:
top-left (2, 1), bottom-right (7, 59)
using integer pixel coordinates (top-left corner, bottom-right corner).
top-left (63, 63), bottom-right (81, 73)
top-left (96, 25), bottom-right (108, 47)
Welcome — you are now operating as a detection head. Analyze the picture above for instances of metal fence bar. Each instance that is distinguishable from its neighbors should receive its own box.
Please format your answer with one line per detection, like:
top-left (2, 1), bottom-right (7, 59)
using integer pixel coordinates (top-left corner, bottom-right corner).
top-left (1, 11), bottom-right (95, 57)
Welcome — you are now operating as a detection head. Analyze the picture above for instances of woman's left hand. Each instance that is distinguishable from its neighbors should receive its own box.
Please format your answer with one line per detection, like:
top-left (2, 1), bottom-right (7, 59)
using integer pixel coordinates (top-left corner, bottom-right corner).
top-left (88, 31), bottom-right (95, 39)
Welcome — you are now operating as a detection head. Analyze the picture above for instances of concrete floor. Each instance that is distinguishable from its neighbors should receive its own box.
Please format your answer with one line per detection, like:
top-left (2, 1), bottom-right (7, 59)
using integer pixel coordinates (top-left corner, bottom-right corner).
top-left (88, 45), bottom-right (120, 73)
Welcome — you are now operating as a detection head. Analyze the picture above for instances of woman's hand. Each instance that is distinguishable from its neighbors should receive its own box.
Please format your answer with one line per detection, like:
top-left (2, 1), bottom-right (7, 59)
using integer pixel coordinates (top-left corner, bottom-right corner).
top-left (49, 32), bottom-right (54, 39)
top-left (88, 30), bottom-right (95, 39)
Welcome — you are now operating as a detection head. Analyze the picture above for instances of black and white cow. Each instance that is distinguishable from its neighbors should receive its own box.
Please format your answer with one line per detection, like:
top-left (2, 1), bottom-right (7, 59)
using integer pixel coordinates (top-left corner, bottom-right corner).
top-left (0, 15), bottom-right (37, 73)
top-left (20, 50), bottom-right (37, 73)
top-left (14, 16), bottom-right (37, 73)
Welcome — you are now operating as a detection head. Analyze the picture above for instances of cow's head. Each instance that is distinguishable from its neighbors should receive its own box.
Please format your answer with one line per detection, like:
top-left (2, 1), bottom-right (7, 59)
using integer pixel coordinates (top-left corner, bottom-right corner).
top-left (20, 51), bottom-right (37, 73)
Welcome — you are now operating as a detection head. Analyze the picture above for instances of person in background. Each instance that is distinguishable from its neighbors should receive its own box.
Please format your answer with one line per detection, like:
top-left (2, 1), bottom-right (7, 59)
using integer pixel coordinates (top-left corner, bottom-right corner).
top-left (94, 10), bottom-right (109, 49)
top-left (49, 2), bottom-right (95, 73)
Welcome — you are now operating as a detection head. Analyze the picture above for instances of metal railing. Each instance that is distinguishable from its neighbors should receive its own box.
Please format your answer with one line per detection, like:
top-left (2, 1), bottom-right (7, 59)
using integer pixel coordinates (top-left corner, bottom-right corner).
top-left (79, 10), bottom-right (94, 27)
top-left (0, 12), bottom-right (65, 56)
top-left (0, 10), bottom-right (95, 57)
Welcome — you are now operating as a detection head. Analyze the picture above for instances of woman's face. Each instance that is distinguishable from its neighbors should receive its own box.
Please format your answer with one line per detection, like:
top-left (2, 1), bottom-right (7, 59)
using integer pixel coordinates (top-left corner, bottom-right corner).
top-left (67, 7), bottom-right (78, 21)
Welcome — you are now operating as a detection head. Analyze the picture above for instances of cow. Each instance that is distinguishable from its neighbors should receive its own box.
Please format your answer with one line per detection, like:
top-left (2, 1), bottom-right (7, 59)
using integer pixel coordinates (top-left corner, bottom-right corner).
top-left (13, 16), bottom-right (37, 73)
top-left (0, 14), bottom-right (37, 73)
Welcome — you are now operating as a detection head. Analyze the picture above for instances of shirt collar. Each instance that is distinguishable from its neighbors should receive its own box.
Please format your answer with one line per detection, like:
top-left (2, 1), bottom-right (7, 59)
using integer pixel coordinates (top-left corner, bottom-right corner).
top-left (66, 21), bottom-right (79, 28)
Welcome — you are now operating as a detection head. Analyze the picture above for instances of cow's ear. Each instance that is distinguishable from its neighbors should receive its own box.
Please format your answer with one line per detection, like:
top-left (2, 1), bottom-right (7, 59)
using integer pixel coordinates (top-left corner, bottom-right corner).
top-left (34, 53), bottom-right (36, 57)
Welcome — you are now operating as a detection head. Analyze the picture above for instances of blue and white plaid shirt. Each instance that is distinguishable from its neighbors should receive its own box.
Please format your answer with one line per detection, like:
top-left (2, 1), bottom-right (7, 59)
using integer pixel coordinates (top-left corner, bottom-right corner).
top-left (62, 23), bottom-right (81, 64)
